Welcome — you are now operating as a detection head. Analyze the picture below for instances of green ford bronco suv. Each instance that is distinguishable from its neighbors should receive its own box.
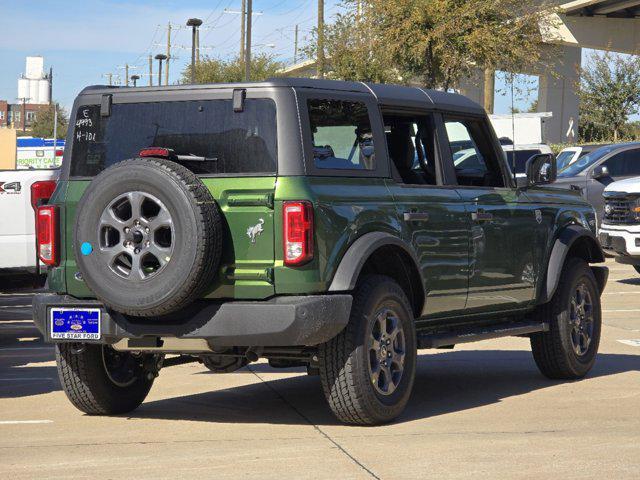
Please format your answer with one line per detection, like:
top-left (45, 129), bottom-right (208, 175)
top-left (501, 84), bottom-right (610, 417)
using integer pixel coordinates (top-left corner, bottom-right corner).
top-left (33, 78), bottom-right (608, 425)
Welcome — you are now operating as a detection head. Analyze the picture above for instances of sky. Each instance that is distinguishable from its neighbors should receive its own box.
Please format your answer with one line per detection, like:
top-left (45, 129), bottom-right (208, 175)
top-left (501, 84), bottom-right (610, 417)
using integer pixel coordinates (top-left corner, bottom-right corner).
top-left (0, 0), bottom-right (581, 117)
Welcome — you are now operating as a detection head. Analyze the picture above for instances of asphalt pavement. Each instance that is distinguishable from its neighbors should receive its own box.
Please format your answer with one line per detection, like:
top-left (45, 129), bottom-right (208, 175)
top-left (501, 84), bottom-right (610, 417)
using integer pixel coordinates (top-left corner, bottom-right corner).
top-left (1, 260), bottom-right (639, 479)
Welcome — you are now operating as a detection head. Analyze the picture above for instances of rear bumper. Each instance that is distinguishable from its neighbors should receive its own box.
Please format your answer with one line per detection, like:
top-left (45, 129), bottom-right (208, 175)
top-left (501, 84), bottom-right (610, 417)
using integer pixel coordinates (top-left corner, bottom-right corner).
top-left (32, 293), bottom-right (352, 348)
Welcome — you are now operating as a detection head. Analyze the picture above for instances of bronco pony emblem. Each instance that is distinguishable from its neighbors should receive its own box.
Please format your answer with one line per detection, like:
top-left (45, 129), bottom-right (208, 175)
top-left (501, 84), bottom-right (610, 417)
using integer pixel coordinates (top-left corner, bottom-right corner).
top-left (247, 219), bottom-right (265, 244)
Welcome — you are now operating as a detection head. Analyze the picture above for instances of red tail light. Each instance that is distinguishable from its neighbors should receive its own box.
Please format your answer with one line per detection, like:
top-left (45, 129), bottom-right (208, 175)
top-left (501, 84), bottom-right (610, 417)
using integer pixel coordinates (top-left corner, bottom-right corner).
top-left (30, 180), bottom-right (56, 211)
top-left (283, 201), bottom-right (314, 266)
top-left (55, 149), bottom-right (64, 157)
top-left (139, 147), bottom-right (173, 158)
top-left (36, 205), bottom-right (58, 266)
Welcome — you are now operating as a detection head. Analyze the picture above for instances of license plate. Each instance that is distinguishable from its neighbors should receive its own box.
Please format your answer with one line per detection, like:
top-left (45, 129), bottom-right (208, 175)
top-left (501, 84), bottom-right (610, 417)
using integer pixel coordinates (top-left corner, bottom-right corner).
top-left (50, 308), bottom-right (101, 340)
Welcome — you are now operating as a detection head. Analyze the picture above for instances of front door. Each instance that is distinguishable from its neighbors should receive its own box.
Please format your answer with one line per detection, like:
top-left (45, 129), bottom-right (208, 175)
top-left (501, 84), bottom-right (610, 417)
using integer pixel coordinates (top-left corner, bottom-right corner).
top-left (441, 116), bottom-right (538, 313)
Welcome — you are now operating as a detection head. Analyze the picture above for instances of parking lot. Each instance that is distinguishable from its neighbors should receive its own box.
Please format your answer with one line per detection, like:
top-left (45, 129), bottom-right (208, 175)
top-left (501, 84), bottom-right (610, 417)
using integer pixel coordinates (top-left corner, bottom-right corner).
top-left (0, 259), bottom-right (638, 480)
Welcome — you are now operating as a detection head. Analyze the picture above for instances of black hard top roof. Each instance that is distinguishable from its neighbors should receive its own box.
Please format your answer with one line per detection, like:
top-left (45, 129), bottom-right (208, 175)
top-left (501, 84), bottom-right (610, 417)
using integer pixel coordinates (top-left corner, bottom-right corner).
top-left (79, 77), bottom-right (484, 114)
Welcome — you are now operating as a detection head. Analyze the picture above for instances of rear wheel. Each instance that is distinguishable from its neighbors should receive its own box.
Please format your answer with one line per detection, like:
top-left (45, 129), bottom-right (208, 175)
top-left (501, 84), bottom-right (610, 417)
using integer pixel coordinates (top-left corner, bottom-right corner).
top-left (530, 257), bottom-right (601, 379)
top-left (319, 275), bottom-right (417, 425)
top-left (55, 343), bottom-right (157, 415)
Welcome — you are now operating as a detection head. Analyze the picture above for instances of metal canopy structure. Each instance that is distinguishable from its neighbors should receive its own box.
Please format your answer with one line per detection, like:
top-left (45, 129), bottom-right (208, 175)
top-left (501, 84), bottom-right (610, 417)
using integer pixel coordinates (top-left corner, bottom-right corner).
top-left (562, 0), bottom-right (640, 17)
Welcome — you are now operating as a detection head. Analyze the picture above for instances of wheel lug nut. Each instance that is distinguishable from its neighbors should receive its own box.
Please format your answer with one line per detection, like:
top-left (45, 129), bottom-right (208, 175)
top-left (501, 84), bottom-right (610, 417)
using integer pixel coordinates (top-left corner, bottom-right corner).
top-left (134, 248), bottom-right (140, 254)
top-left (386, 339), bottom-right (390, 345)
top-left (387, 352), bottom-right (392, 358)
top-left (145, 227), bottom-right (150, 233)
top-left (145, 241), bottom-right (150, 247)
top-left (124, 227), bottom-right (130, 233)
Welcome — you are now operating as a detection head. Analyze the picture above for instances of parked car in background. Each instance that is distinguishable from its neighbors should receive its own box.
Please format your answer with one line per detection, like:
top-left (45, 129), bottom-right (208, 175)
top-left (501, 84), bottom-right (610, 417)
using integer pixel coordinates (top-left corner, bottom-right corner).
top-left (599, 176), bottom-right (640, 273)
top-left (453, 144), bottom-right (553, 178)
top-left (0, 167), bottom-right (58, 278)
top-left (556, 144), bottom-right (609, 171)
top-left (503, 144), bottom-right (554, 177)
top-left (553, 142), bottom-right (640, 225)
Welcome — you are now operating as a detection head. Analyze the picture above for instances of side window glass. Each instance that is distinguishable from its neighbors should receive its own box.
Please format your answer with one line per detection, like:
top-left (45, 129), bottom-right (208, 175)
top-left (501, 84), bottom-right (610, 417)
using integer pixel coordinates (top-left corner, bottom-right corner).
top-left (443, 118), bottom-right (504, 187)
top-left (308, 99), bottom-right (375, 170)
top-left (604, 149), bottom-right (640, 177)
top-left (603, 152), bottom-right (626, 176)
top-left (384, 114), bottom-right (437, 185)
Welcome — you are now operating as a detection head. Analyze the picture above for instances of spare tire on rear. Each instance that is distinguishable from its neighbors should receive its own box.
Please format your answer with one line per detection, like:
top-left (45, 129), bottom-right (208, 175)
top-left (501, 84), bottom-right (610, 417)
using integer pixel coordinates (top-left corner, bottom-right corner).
top-left (74, 157), bottom-right (222, 317)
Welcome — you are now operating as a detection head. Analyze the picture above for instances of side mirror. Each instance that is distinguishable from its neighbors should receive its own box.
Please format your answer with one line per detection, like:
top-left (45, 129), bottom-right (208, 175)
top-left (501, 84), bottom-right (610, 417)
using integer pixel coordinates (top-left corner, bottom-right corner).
top-left (525, 153), bottom-right (556, 186)
top-left (592, 165), bottom-right (610, 180)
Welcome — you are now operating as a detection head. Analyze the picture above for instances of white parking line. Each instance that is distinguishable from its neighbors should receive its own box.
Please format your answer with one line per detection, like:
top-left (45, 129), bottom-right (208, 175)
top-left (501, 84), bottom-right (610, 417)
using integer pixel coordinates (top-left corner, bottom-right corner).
top-left (602, 291), bottom-right (640, 295)
top-left (0, 420), bottom-right (53, 425)
top-left (603, 309), bottom-right (640, 312)
top-left (0, 305), bottom-right (31, 309)
top-left (0, 319), bottom-right (33, 323)
top-left (618, 339), bottom-right (640, 347)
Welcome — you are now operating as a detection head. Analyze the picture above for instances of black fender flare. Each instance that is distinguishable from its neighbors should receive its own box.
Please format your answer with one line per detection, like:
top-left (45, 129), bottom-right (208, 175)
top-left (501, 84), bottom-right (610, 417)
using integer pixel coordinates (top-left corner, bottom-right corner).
top-left (541, 224), bottom-right (607, 303)
top-left (328, 231), bottom-right (424, 293)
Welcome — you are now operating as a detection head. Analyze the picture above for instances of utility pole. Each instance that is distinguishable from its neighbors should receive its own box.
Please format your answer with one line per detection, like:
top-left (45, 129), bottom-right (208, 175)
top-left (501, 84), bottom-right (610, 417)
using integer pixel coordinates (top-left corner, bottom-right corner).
top-left (294, 24), bottom-right (299, 64)
top-left (317, 0), bottom-right (325, 78)
top-left (125, 64), bottom-right (129, 87)
top-left (104, 73), bottom-right (113, 86)
top-left (240, 0), bottom-right (246, 66)
top-left (196, 28), bottom-right (200, 64)
top-left (148, 55), bottom-right (153, 86)
top-left (245, 0), bottom-right (253, 81)
top-left (48, 67), bottom-right (53, 105)
top-left (165, 22), bottom-right (172, 86)
top-left (21, 97), bottom-right (27, 133)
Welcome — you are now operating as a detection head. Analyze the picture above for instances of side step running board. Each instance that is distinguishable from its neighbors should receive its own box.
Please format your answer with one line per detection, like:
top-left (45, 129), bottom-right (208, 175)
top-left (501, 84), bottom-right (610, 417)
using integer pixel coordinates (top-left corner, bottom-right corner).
top-left (417, 320), bottom-right (549, 349)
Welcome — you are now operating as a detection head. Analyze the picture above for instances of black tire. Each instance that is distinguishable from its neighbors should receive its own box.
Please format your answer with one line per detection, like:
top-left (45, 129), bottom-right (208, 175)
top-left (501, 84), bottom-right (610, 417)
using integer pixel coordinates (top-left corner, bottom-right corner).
top-left (55, 343), bottom-right (154, 415)
top-left (530, 257), bottom-right (601, 379)
top-left (319, 275), bottom-right (417, 425)
top-left (74, 158), bottom-right (222, 317)
top-left (633, 265), bottom-right (640, 275)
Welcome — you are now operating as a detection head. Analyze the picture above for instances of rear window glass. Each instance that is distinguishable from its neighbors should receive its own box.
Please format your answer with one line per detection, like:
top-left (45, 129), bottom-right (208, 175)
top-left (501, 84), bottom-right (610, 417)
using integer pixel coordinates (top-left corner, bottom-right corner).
top-left (70, 99), bottom-right (277, 177)
top-left (308, 99), bottom-right (375, 170)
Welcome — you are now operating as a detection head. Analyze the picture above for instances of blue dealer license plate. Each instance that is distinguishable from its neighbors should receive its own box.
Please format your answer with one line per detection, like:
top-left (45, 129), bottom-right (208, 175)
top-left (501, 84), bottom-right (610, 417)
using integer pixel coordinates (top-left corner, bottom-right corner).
top-left (51, 308), bottom-right (101, 340)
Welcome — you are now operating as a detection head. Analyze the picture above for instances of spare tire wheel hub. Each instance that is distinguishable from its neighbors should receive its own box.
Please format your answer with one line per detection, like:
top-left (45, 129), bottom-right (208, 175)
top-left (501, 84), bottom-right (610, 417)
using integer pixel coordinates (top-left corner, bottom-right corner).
top-left (99, 191), bottom-right (174, 280)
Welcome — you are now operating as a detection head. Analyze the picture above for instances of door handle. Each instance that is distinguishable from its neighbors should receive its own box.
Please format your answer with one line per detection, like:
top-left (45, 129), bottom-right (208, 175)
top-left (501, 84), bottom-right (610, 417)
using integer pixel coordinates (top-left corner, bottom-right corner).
top-left (471, 211), bottom-right (493, 222)
top-left (403, 212), bottom-right (430, 222)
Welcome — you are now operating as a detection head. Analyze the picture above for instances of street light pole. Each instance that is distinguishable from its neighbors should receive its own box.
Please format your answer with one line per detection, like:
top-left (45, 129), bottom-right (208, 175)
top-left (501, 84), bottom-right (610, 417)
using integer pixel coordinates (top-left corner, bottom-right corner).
top-left (186, 18), bottom-right (203, 83)
top-left (155, 54), bottom-right (167, 86)
top-left (131, 75), bottom-right (140, 87)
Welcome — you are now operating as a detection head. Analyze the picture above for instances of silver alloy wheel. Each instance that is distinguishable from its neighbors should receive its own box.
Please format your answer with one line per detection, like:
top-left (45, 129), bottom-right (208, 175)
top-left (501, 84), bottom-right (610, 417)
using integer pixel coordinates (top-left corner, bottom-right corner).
top-left (97, 191), bottom-right (174, 280)
top-left (101, 346), bottom-right (138, 388)
top-left (569, 282), bottom-right (594, 356)
top-left (368, 307), bottom-right (406, 396)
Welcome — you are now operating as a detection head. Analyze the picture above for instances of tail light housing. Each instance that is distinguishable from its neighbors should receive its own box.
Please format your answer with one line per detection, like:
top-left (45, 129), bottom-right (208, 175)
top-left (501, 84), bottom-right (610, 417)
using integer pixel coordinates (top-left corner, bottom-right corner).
top-left (30, 180), bottom-right (56, 210)
top-left (36, 205), bottom-right (59, 266)
top-left (139, 147), bottom-right (174, 159)
top-left (283, 201), bottom-right (314, 266)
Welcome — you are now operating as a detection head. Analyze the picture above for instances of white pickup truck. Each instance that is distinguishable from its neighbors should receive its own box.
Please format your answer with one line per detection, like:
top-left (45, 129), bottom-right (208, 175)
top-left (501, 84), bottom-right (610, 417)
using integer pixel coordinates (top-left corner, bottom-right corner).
top-left (599, 176), bottom-right (640, 275)
top-left (0, 168), bottom-right (59, 276)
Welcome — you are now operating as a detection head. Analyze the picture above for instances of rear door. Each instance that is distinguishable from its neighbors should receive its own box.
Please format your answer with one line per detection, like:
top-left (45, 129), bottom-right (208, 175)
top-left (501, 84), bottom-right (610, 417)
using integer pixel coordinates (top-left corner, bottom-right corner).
top-left (382, 110), bottom-right (469, 316)
top-left (62, 91), bottom-right (279, 300)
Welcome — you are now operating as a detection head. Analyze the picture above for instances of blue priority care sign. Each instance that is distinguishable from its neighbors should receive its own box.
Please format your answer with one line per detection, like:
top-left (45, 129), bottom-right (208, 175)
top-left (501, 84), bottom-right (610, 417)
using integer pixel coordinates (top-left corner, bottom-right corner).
top-left (50, 308), bottom-right (101, 340)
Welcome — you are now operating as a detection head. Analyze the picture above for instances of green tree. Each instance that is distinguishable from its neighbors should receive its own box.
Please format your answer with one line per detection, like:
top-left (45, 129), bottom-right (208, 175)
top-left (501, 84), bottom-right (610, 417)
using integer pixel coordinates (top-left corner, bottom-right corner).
top-left (306, 0), bottom-right (554, 89)
top-left (30, 103), bottom-right (68, 139)
top-left (579, 50), bottom-right (640, 142)
top-left (181, 53), bottom-right (283, 84)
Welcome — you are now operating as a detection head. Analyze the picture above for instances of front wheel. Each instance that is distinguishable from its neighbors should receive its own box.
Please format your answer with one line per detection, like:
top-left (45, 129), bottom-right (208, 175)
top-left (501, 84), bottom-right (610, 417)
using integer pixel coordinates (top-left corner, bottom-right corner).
top-left (319, 275), bottom-right (417, 425)
top-left (530, 257), bottom-right (601, 379)
top-left (55, 343), bottom-right (157, 415)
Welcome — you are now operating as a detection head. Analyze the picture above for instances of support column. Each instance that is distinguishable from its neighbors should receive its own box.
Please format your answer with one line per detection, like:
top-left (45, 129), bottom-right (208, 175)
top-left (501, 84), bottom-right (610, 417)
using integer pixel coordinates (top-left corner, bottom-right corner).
top-left (458, 68), bottom-right (486, 108)
top-left (537, 45), bottom-right (581, 144)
